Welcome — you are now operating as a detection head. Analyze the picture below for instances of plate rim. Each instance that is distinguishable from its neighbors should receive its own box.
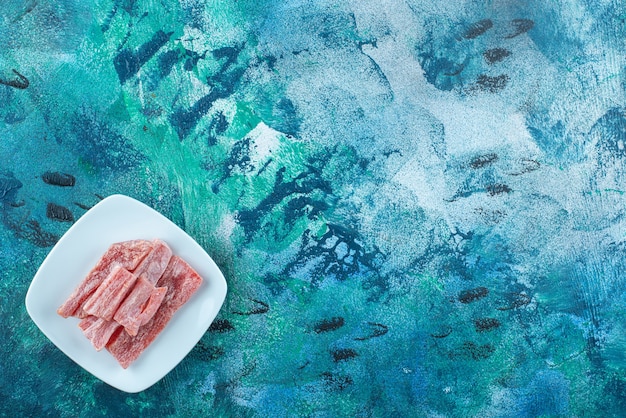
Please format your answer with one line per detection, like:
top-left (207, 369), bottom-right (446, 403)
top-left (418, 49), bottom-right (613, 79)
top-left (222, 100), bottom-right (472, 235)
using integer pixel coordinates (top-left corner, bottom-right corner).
top-left (24, 194), bottom-right (228, 393)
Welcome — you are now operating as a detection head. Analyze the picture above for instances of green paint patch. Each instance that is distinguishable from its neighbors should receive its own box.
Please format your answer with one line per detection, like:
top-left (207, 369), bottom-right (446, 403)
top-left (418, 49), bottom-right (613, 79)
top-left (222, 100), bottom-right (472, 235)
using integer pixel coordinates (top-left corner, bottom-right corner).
top-left (77, 156), bottom-right (97, 176)
top-left (227, 102), bottom-right (264, 140)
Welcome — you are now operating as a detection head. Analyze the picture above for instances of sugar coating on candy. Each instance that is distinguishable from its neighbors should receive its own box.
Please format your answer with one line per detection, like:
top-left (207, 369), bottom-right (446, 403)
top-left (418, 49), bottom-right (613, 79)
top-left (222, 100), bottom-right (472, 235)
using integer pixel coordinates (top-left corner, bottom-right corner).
top-left (106, 256), bottom-right (202, 368)
top-left (57, 240), bottom-right (153, 318)
top-left (58, 240), bottom-right (203, 368)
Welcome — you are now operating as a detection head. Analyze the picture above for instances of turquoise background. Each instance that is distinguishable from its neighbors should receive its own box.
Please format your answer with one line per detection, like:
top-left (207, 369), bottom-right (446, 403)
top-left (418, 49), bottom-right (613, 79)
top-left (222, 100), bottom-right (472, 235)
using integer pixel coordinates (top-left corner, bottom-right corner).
top-left (2, 1), bottom-right (626, 416)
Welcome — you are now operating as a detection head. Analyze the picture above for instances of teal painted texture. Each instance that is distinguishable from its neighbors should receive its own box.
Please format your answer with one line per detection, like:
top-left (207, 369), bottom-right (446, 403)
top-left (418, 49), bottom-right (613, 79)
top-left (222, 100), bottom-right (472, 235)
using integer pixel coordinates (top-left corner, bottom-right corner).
top-left (2, 0), bottom-right (626, 416)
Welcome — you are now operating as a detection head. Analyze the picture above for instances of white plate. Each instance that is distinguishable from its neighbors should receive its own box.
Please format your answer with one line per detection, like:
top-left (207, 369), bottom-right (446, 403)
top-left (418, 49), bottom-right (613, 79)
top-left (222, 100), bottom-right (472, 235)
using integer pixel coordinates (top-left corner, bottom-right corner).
top-left (25, 194), bottom-right (228, 393)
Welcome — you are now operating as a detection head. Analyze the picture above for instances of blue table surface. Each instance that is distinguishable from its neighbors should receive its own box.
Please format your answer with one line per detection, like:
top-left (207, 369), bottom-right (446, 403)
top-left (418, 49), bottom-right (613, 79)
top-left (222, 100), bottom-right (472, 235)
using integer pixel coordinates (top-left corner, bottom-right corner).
top-left (2, 1), bottom-right (626, 416)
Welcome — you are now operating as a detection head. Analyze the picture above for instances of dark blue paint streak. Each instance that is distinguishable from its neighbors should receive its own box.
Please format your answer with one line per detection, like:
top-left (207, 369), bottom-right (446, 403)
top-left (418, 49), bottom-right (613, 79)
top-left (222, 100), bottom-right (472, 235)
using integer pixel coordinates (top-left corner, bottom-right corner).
top-left (114, 30), bottom-right (173, 83)
top-left (171, 44), bottom-right (246, 139)
top-left (72, 112), bottom-right (145, 171)
top-left (157, 49), bottom-right (180, 79)
top-left (236, 164), bottom-right (332, 241)
top-left (271, 98), bottom-right (301, 138)
top-left (206, 111), bottom-right (229, 146)
top-left (0, 173), bottom-right (22, 202)
top-left (212, 137), bottom-right (253, 193)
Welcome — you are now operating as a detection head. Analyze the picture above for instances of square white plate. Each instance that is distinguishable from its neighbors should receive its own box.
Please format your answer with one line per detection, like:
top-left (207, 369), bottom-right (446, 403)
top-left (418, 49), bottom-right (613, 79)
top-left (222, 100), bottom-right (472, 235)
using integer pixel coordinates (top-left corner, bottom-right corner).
top-left (25, 194), bottom-right (227, 393)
